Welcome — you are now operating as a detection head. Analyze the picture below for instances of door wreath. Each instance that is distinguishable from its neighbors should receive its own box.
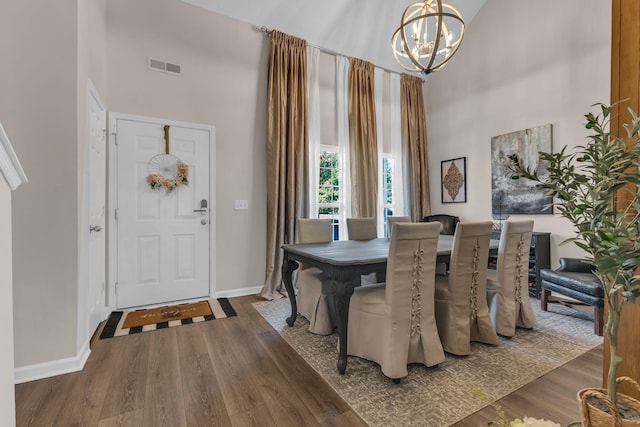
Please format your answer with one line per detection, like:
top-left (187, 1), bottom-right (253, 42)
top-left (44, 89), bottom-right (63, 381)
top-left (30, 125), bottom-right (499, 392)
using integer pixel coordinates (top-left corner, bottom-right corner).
top-left (146, 125), bottom-right (189, 194)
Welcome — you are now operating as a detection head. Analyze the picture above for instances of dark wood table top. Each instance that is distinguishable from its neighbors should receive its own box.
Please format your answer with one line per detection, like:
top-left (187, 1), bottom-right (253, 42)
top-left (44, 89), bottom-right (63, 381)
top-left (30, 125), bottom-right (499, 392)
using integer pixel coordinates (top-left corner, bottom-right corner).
top-left (282, 235), bottom-right (498, 265)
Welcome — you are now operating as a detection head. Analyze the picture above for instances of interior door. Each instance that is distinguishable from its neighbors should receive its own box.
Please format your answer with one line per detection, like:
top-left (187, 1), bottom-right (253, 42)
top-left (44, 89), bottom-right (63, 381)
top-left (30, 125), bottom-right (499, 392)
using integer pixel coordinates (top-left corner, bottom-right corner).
top-left (114, 118), bottom-right (211, 309)
top-left (87, 86), bottom-right (107, 333)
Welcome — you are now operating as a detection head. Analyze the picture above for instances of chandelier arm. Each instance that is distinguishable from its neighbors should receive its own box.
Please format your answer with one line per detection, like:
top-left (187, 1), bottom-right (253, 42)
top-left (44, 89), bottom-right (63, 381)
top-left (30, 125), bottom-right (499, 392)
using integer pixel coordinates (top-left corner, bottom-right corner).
top-left (429, 36), bottom-right (464, 71)
top-left (391, 29), bottom-right (415, 72)
top-left (399, 22), bottom-right (423, 72)
top-left (424, 0), bottom-right (444, 73)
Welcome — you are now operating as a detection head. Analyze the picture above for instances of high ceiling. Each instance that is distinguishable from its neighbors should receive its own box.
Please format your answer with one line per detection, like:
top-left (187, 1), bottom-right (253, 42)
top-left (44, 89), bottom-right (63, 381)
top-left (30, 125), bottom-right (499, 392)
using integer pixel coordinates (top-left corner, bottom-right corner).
top-left (181, 0), bottom-right (486, 74)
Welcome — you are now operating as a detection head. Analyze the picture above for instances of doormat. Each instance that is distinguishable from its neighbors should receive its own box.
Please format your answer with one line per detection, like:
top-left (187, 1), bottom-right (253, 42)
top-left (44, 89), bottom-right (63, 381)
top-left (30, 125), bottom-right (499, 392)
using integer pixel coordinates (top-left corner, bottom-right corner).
top-left (99, 298), bottom-right (236, 339)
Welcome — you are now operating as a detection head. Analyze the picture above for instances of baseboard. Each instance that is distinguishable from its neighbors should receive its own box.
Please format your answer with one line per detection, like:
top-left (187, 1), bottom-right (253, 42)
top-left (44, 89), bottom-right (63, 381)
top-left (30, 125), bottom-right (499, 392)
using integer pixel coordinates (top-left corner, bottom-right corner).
top-left (214, 285), bottom-right (262, 299)
top-left (14, 341), bottom-right (91, 384)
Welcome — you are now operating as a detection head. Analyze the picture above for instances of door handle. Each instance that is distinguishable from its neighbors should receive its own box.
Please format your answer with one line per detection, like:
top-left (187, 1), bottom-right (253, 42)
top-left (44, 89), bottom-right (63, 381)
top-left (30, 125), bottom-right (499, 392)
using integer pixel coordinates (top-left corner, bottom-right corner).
top-left (194, 199), bottom-right (208, 215)
top-left (90, 225), bottom-right (102, 233)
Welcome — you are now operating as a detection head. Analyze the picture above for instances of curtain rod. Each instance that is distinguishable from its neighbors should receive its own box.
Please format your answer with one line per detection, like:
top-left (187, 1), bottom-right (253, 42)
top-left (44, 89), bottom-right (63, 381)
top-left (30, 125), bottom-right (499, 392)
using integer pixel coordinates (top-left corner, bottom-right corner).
top-left (258, 26), bottom-right (421, 79)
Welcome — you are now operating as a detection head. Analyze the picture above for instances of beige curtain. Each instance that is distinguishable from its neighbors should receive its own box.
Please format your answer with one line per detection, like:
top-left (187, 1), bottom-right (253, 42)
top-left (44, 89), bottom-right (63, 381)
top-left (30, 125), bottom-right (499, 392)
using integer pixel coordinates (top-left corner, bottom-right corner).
top-left (261, 31), bottom-right (308, 300)
top-left (401, 74), bottom-right (431, 220)
top-left (348, 58), bottom-right (378, 218)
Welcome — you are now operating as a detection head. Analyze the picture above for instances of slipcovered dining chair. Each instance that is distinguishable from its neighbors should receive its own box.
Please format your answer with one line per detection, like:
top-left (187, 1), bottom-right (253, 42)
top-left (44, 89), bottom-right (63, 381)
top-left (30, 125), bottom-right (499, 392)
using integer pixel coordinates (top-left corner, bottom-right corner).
top-left (295, 218), bottom-right (336, 335)
top-left (347, 217), bottom-right (379, 285)
top-left (386, 215), bottom-right (411, 237)
top-left (486, 220), bottom-right (537, 337)
top-left (346, 222), bottom-right (444, 381)
top-left (346, 217), bottom-right (378, 240)
top-left (434, 221), bottom-right (499, 356)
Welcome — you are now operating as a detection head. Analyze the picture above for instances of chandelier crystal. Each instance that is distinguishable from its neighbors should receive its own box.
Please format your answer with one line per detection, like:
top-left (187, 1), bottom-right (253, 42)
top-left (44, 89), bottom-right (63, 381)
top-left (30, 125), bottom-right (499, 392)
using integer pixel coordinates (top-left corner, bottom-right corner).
top-left (391, 0), bottom-right (465, 75)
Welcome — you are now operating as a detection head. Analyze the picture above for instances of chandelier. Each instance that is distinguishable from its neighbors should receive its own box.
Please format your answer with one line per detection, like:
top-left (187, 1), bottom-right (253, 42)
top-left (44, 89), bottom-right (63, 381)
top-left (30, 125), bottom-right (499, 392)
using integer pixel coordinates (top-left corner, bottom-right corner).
top-left (391, 0), bottom-right (465, 75)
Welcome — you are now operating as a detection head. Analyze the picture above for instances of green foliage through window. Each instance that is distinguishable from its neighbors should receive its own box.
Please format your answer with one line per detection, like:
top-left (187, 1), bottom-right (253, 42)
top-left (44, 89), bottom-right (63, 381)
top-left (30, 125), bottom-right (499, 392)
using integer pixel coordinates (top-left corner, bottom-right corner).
top-left (319, 151), bottom-right (339, 204)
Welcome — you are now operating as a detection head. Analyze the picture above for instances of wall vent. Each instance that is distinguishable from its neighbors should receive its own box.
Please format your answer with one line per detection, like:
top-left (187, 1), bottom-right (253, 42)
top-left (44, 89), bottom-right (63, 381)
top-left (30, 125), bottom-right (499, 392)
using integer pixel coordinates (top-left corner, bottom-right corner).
top-left (147, 57), bottom-right (183, 77)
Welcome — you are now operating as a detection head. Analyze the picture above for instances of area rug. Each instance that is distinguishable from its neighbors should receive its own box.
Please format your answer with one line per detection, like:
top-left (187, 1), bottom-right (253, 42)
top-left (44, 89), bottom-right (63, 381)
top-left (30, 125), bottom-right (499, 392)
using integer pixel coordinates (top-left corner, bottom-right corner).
top-left (253, 298), bottom-right (603, 427)
top-left (100, 298), bottom-right (236, 339)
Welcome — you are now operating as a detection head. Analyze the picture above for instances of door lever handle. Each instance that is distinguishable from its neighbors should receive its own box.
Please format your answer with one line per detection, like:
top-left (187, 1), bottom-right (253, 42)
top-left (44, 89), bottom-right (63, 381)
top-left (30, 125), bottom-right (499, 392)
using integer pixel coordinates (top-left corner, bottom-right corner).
top-left (90, 225), bottom-right (102, 233)
top-left (194, 199), bottom-right (208, 214)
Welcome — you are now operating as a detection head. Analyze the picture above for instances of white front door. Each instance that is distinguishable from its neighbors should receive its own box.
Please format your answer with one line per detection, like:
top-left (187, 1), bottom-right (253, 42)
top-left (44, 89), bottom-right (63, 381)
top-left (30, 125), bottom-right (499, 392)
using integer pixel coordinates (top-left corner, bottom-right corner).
top-left (113, 117), bottom-right (212, 309)
top-left (87, 85), bottom-right (107, 333)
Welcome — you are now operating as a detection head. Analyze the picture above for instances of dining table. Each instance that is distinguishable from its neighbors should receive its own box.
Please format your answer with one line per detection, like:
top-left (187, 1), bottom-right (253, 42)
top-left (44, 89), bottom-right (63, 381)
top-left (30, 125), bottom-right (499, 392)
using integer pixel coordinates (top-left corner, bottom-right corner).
top-left (281, 235), bottom-right (500, 375)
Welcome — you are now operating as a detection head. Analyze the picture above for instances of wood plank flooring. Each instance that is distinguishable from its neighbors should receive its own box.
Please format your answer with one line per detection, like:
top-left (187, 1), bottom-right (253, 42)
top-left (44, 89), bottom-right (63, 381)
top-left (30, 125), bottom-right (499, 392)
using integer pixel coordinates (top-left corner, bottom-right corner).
top-left (15, 295), bottom-right (602, 426)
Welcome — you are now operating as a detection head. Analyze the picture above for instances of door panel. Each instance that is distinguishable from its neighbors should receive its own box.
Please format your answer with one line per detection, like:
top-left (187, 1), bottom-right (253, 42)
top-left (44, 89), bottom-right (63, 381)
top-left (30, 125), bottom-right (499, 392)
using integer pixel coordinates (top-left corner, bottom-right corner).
top-left (88, 88), bottom-right (107, 333)
top-left (115, 119), bottom-right (210, 308)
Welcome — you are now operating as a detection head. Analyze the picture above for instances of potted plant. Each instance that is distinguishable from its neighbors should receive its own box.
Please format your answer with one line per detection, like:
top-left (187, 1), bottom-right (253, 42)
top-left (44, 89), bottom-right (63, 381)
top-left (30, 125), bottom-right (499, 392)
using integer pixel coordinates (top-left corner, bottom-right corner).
top-left (508, 103), bottom-right (640, 425)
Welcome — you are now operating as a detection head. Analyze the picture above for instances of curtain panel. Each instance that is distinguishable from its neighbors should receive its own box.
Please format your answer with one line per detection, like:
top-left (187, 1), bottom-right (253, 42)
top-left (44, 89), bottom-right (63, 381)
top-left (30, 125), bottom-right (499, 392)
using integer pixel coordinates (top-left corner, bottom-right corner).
top-left (348, 58), bottom-right (378, 218)
top-left (336, 55), bottom-right (352, 240)
top-left (261, 31), bottom-right (308, 300)
top-left (400, 74), bottom-right (431, 221)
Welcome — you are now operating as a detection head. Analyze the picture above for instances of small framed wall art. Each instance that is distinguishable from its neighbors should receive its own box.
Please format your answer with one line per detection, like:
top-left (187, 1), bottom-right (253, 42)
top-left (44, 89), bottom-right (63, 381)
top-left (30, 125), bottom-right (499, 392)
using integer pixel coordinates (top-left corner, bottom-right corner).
top-left (441, 157), bottom-right (467, 203)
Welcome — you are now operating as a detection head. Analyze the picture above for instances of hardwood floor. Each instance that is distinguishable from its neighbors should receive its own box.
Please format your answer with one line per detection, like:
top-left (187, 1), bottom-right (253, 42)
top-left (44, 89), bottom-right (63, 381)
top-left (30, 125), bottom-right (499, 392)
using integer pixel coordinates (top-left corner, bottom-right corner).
top-left (15, 295), bottom-right (602, 426)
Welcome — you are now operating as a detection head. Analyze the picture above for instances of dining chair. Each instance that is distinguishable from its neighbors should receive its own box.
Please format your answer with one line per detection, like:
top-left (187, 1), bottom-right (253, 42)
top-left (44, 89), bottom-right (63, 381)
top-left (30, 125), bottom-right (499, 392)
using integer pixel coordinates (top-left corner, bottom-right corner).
top-left (486, 220), bottom-right (537, 337)
top-left (347, 217), bottom-right (379, 285)
top-left (386, 215), bottom-right (411, 237)
top-left (346, 222), bottom-right (444, 381)
top-left (421, 214), bottom-right (460, 235)
top-left (346, 217), bottom-right (378, 240)
top-left (434, 221), bottom-right (499, 356)
top-left (295, 218), bottom-right (336, 335)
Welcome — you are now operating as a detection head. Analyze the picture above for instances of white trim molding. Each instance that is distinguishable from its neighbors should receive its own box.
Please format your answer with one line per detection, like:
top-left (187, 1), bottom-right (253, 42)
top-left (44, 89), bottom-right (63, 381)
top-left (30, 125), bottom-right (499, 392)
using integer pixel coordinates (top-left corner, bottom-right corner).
top-left (214, 285), bottom-right (263, 299)
top-left (14, 342), bottom-right (91, 384)
top-left (0, 121), bottom-right (28, 190)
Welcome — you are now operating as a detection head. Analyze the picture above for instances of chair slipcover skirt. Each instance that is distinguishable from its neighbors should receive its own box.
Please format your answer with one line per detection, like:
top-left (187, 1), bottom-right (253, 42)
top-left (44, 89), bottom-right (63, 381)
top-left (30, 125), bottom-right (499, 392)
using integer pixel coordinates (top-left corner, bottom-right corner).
top-left (434, 221), bottom-right (499, 356)
top-left (295, 218), bottom-right (336, 335)
top-left (486, 220), bottom-right (537, 337)
top-left (347, 222), bottom-right (445, 379)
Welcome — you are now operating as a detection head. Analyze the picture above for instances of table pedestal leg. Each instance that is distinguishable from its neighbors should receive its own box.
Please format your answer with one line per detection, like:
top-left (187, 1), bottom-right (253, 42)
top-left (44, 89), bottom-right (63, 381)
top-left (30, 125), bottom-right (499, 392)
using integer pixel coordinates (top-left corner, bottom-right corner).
top-left (333, 280), bottom-right (355, 375)
top-left (282, 259), bottom-right (299, 327)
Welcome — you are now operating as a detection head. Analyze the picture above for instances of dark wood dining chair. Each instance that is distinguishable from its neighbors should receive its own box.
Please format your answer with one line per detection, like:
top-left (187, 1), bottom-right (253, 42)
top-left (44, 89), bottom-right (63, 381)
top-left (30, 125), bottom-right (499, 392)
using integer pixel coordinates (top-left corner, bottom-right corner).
top-left (421, 214), bottom-right (460, 235)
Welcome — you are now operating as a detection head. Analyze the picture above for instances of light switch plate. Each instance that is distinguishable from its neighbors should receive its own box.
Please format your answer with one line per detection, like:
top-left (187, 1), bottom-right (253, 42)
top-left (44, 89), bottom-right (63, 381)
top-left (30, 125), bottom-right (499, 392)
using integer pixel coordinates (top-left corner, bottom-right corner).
top-left (234, 200), bottom-right (249, 210)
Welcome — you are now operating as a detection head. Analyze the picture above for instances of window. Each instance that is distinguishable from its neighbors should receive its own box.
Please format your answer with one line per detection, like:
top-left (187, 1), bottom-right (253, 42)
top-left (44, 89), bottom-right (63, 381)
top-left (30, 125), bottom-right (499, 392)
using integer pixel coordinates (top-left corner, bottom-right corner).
top-left (314, 148), bottom-right (403, 240)
top-left (318, 147), bottom-right (340, 240)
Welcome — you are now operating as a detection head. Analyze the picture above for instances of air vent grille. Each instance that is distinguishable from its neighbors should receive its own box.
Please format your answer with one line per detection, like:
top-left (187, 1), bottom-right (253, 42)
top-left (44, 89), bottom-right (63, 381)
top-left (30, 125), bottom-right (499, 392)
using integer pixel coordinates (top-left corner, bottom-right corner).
top-left (147, 57), bottom-right (182, 77)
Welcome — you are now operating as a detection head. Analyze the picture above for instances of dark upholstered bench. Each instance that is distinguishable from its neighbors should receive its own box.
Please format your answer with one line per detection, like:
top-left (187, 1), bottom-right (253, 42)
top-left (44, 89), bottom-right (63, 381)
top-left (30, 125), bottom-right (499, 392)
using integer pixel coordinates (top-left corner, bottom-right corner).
top-left (540, 257), bottom-right (604, 336)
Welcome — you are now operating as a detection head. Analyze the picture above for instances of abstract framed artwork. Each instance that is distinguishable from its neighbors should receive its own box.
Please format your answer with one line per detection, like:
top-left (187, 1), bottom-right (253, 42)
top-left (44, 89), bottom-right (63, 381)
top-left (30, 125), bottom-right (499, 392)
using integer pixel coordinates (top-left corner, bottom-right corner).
top-left (441, 157), bottom-right (467, 203)
top-left (491, 124), bottom-right (553, 215)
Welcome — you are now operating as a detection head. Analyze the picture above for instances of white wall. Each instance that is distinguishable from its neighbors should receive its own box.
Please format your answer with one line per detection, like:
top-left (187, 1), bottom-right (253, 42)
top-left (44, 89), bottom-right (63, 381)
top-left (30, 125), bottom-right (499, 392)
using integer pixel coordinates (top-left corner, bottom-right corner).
top-left (425, 0), bottom-right (611, 266)
top-left (2, 0), bottom-right (108, 375)
top-left (1, 0), bottom-right (80, 369)
top-left (0, 179), bottom-right (16, 425)
top-left (106, 0), bottom-right (267, 294)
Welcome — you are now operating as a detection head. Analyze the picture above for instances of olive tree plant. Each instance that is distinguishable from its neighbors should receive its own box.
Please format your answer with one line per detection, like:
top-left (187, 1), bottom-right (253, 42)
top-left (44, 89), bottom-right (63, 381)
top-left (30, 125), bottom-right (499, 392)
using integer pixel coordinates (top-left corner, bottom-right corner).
top-left (508, 104), bottom-right (640, 405)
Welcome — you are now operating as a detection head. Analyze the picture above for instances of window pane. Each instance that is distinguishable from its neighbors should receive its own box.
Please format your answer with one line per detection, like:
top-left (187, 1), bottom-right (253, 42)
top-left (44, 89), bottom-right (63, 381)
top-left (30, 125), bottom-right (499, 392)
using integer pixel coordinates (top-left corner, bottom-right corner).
top-left (383, 157), bottom-right (393, 204)
top-left (318, 149), bottom-right (340, 240)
